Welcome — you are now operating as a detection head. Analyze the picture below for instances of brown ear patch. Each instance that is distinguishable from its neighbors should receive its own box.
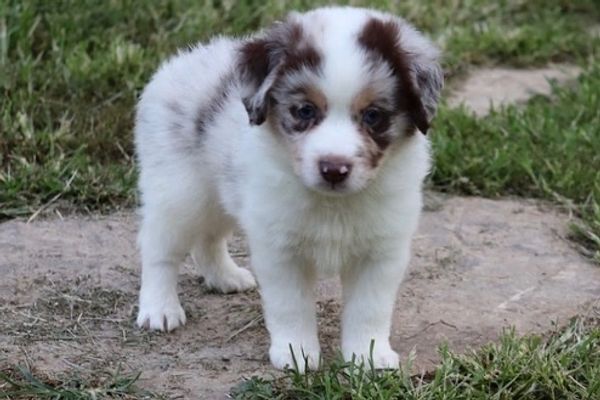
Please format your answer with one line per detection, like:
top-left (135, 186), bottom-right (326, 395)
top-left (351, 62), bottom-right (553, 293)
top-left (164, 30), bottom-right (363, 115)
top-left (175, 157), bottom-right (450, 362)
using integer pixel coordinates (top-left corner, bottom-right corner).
top-left (238, 22), bottom-right (323, 127)
top-left (358, 18), bottom-right (429, 134)
top-left (237, 21), bottom-right (323, 89)
top-left (238, 38), bottom-right (271, 89)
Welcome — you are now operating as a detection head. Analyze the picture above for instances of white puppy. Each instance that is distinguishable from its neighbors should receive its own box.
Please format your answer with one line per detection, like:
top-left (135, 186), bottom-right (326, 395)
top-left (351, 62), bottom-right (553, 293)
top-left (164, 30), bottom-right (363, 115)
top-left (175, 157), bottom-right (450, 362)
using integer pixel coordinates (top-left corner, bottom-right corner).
top-left (135, 6), bottom-right (442, 370)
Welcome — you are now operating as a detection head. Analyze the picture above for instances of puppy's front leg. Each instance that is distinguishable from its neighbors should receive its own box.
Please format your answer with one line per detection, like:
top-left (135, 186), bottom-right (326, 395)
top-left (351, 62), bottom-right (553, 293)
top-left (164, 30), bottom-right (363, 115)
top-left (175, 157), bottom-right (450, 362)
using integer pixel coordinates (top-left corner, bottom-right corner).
top-left (341, 244), bottom-right (410, 368)
top-left (251, 241), bottom-right (320, 371)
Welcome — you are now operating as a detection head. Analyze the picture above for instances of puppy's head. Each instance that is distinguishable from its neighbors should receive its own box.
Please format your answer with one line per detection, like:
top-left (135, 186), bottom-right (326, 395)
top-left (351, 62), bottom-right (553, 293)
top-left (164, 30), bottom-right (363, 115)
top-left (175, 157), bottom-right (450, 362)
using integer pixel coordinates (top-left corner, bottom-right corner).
top-left (238, 7), bottom-right (443, 195)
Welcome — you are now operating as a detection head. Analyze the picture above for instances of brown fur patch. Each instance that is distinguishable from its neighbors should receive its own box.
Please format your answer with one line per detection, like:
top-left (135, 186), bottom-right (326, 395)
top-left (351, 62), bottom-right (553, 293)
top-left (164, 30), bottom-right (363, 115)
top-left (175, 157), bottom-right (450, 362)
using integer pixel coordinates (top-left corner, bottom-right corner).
top-left (350, 86), bottom-right (393, 150)
top-left (362, 117), bottom-right (392, 150)
top-left (351, 86), bottom-right (377, 116)
top-left (358, 18), bottom-right (429, 134)
top-left (280, 24), bottom-right (322, 75)
top-left (293, 85), bottom-right (328, 113)
top-left (272, 83), bottom-right (327, 134)
top-left (357, 135), bottom-right (385, 168)
top-left (238, 39), bottom-right (271, 89)
top-left (238, 22), bottom-right (322, 89)
top-left (285, 105), bottom-right (324, 133)
top-left (238, 21), bottom-right (323, 127)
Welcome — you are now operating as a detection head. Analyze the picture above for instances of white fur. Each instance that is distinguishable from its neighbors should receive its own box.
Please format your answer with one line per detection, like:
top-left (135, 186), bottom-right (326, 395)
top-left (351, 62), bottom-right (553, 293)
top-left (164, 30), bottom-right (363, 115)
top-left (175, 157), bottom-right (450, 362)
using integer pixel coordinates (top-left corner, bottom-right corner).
top-left (135, 6), bottom-right (438, 370)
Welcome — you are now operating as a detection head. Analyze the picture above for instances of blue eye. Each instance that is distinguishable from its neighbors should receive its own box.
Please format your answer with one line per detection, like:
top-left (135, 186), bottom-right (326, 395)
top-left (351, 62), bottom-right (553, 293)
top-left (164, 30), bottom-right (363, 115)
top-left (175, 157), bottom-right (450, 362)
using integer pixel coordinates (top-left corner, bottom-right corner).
top-left (362, 107), bottom-right (382, 127)
top-left (294, 103), bottom-right (317, 120)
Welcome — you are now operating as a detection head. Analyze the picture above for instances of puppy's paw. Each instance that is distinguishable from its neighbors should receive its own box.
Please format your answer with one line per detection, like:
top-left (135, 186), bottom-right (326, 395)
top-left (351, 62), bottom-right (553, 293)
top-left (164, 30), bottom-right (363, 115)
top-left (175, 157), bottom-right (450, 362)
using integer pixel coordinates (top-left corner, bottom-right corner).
top-left (136, 297), bottom-right (186, 332)
top-left (205, 267), bottom-right (257, 294)
top-left (369, 347), bottom-right (399, 369)
top-left (343, 341), bottom-right (399, 369)
top-left (269, 341), bottom-right (320, 372)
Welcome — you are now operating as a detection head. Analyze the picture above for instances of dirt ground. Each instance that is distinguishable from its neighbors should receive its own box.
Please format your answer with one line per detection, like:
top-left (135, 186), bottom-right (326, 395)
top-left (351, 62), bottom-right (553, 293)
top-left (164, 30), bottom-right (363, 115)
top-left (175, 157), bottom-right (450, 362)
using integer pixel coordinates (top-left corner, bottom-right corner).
top-left (2, 193), bottom-right (599, 399)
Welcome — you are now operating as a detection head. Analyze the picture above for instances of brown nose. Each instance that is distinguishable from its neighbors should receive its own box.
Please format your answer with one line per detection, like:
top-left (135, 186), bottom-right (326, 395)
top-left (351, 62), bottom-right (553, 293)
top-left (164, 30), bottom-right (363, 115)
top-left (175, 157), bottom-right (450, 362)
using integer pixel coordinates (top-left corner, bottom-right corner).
top-left (319, 157), bottom-right (353, 185)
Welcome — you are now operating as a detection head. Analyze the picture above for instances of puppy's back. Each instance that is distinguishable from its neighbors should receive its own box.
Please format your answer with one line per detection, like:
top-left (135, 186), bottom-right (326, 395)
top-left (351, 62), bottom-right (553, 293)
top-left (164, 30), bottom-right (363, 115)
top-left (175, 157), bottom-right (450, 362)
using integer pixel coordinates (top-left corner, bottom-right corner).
top-left (134, 37), bottom-right (240, 169)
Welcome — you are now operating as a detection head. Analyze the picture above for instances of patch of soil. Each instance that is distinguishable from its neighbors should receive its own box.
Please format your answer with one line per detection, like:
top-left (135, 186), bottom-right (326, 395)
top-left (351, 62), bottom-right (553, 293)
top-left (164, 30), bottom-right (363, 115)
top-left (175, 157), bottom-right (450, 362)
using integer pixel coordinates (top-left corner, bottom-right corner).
top-left (1, 195), bottom-right (599, 398)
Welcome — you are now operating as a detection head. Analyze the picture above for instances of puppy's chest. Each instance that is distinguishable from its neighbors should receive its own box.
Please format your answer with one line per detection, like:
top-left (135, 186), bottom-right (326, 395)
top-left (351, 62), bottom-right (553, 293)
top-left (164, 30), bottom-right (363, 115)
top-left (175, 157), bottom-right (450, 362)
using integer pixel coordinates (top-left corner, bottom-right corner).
top-left (289, 208), bottom-right (375, 275)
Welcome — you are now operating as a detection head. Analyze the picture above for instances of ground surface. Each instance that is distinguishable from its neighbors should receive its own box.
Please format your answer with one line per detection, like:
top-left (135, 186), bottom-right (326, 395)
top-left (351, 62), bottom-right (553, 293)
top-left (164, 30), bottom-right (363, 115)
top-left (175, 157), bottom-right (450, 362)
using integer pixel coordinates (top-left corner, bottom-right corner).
top-left (2, 193), bottom-right (599, 399)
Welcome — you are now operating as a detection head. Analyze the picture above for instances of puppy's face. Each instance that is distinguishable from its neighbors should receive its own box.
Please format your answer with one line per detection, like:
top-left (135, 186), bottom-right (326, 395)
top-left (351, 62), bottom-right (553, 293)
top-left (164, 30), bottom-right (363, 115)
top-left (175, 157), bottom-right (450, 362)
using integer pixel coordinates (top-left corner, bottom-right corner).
top-left (267, 65), bottom-right (402, 195)
top-left (239, 8), bottom-right (443, 195)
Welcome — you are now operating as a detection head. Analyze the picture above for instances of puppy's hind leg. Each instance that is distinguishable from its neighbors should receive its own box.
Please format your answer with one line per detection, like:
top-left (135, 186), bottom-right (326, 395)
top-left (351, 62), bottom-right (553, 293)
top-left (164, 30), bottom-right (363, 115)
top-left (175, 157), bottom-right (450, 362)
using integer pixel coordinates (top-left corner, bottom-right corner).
top-left (191, 209), bottom-right (256, 293)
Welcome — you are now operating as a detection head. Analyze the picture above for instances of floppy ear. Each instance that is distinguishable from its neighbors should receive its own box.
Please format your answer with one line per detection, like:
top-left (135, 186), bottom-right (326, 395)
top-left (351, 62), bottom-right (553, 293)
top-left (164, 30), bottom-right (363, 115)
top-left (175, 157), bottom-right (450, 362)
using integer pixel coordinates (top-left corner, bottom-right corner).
top-left (238, 42), bottom-right (276, 125)
top-left (238, 19), bottom-right (321, 126)
top-left (358, 17), bottom-right (443, 134)
top-left (408, 49), bottom-right (444, 133)
top-left (238, 26), bottom-right (287, 126)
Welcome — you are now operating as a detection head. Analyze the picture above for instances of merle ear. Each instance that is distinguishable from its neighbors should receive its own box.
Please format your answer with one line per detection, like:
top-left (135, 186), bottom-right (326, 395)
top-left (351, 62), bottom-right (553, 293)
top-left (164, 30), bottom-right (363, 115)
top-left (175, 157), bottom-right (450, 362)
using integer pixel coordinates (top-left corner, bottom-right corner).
top-left (392, 18), bottom-right (444, 135)
top-left (409, 56), bottom-right (443, 134)
top-left (238, 33), bottom-right (285, 126)
top-left (358, 17), bottom-right (443, 135)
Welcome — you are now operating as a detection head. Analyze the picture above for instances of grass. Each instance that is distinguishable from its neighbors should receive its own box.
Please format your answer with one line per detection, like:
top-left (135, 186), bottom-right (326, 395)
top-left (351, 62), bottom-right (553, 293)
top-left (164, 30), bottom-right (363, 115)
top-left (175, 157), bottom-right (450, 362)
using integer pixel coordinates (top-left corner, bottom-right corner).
top-left (231, 316), bottom-right (600, 399)
top-left (1, 0), bottom-right (599, 220)
top-left (2, 317), bottom-right (597, 399)
top-left (0, 367), bottom-right (161, 399)
top-left (430, 60), bottom-right (600, 261)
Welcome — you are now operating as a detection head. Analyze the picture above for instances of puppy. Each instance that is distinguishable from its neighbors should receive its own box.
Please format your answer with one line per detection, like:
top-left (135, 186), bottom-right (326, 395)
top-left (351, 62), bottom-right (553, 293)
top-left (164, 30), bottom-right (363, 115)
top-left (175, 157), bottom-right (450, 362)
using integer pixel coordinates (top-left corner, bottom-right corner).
top-left (135, 6), bottom-right (442, 370)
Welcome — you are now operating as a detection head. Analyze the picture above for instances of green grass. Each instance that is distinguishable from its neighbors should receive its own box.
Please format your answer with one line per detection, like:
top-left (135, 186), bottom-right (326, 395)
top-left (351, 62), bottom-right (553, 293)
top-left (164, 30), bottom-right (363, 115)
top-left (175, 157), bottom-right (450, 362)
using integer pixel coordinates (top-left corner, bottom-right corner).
top-left (430, 61), bottom-right (600, 261)
top-left (2, 318), bottom-right (598, 399)
top-left (1, 0), bottom-right (599, 220)
top-left (2, 320), bottom-right (598, 400)
top-left (0, 367), bottom-right (162, 399)
top-left (231, 317), bottom-right (600, 399)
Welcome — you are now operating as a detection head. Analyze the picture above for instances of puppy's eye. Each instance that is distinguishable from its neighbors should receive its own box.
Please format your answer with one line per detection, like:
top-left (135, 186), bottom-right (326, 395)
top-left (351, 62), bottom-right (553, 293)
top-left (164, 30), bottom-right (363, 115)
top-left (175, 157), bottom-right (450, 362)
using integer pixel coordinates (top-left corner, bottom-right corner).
top-left (362, 107), bottom-right (383, 128)
top-left (293, 103), bottom-right (317, 121)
